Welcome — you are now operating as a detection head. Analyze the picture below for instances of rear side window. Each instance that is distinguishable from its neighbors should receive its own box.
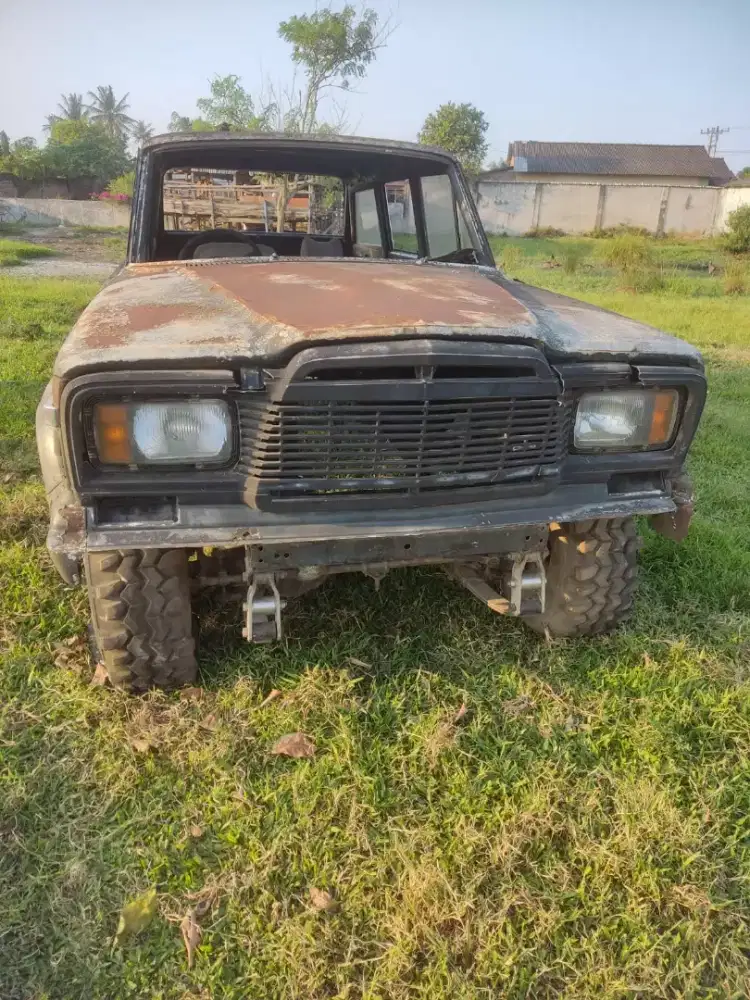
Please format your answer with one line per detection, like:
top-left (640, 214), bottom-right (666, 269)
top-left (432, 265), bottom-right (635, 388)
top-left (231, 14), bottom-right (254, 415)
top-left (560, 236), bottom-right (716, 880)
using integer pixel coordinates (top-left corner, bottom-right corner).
top-left (354, 188), bottom-right (382, 247)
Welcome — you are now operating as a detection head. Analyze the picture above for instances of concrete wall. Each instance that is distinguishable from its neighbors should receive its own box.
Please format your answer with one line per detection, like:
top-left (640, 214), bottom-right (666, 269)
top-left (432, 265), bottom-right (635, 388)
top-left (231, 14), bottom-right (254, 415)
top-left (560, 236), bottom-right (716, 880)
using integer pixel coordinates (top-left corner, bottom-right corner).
top-left (2, 188), bottom-right (748, 241)
top-left (474, 180), bottom-right (750, 236)
top-left (0, 197), bottom-right (130, 228)
top-left (537, 183), bottom-right (601, 233)
top-left (716, 187), bottom-right (750, 232)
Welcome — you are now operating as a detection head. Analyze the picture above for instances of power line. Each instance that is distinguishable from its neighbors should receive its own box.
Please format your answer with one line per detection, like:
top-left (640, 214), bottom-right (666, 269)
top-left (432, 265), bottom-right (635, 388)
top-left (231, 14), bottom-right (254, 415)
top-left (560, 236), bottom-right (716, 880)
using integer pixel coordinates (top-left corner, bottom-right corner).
top-left (701, 125), bottom-right (730, 157)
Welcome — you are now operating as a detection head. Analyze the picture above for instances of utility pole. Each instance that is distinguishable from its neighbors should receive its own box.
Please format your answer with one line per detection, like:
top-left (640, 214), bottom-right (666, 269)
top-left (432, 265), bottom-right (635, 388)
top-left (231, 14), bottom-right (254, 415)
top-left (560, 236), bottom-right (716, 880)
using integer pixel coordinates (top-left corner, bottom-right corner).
top-left (701, 126), bottom-right (729, 157)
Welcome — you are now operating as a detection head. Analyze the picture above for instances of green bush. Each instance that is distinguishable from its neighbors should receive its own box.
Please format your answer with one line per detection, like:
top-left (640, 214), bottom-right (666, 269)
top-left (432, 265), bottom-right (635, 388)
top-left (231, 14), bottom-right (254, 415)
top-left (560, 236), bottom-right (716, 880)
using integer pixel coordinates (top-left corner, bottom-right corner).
top-left (562, 245), bottom-right (586, 274)
top-left (724, 204), bottom-right (750, 254)
top-left (499, 244), bottom-right (523, 274)
top-left (106, 171), bottom-right (135, 199)
top-left (597, 234), bottom-right (653, 273)
top-left (586, 224), bottom-right (652, 239)
top-left (525, 226), bottom-right (565, 238)
top-left (723, 259), bottom-right (747, 295)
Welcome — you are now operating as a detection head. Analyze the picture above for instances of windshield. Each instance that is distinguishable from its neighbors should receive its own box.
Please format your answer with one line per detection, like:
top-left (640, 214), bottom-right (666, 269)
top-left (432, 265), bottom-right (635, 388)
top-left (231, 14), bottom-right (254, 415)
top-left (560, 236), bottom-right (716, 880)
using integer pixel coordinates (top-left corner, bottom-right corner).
top-left (163, 168), bottom-right (344, 236)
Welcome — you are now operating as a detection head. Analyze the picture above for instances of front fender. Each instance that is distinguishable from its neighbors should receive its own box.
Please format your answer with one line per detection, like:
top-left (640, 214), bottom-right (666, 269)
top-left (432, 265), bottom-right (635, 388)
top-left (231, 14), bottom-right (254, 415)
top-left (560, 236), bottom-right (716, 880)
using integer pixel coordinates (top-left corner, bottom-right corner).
top-left (36, 382), bottom-right (83, 585)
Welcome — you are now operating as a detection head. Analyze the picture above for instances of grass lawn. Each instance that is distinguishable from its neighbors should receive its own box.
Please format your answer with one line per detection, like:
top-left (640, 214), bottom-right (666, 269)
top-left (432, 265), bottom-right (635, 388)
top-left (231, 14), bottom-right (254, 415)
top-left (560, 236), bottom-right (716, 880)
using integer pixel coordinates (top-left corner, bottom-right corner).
top-left (1, 244), bottom-right (750, 998)
top-left (0, 238), bottom-right (55, 268)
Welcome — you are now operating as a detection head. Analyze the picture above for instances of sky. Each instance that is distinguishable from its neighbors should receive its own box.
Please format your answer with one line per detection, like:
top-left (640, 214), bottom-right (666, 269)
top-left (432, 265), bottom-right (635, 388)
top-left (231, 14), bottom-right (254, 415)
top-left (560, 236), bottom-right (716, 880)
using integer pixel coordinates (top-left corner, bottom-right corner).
top-left (1, 0), bottom-right (749, 172)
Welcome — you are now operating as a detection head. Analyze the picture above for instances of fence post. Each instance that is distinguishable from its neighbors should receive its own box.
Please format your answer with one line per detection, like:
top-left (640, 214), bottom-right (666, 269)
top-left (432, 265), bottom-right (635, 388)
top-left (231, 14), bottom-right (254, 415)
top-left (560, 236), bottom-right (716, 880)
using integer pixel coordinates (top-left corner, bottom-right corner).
top-left (656, 186), bottom-right (670, 236)
top-left (531, 183), bottom-right (543, 231)
top-left (709, 188), bottom-right (724, 236)
top-left (594, 185), bottom-right (607, 231)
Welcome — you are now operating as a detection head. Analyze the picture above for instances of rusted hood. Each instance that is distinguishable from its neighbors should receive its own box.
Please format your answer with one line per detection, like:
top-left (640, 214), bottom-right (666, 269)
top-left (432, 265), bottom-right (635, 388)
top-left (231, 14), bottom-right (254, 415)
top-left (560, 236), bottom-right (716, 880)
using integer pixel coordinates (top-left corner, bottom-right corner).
top-left (53, 258), bottom-right (703, 380)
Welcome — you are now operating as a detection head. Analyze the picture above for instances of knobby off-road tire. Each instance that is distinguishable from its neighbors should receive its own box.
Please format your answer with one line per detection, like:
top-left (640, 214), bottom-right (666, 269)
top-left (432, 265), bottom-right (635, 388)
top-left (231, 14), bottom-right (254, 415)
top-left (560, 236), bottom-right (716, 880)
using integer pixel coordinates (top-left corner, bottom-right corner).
top-left (527, 517), bottom-right (642, 638)
top-left (85, 549), bottom-right (197, 692)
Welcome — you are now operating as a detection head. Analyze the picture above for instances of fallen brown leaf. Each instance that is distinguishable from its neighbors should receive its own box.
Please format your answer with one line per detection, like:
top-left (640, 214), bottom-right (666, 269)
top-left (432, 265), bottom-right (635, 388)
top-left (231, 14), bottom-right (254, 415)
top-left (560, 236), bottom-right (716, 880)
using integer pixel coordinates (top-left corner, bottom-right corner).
top-left (90, 663), bottom-right (110, 687)
top-left (271, 732), bottom-right (316, 759)
top-left (198, 713), bottom-right (218, 732)
top-left (258, 688), bottom-right (282, 709)
top-left (502, 695), bottom-right (535, 718)
top-left (454, 702), bottom-right (468, 724)
top-left (193, 888), bottom-right (218, 919)
top-left (180, 911), bottom-right (201, 969)
top-left (54, 635), bottom-right (89, 672)
top-left (309, 887), bottom-right (338, 913)
top-left (129, 737), bottom-right (153, 754)
top-left (179, 686), bottom-right (204, 702)
top-left (189, 824), bottom-right (203, 839)
top-left (346, 656), bottom-right (372, 670)
top-left (2, 472), bottom-right (15, 484)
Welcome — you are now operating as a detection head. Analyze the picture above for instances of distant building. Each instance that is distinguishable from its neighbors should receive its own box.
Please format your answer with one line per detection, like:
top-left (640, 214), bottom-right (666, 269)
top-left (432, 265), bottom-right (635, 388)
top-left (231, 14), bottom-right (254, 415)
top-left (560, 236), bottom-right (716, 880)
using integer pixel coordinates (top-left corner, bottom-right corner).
top-left (482, 141), bottom-right (734, 187)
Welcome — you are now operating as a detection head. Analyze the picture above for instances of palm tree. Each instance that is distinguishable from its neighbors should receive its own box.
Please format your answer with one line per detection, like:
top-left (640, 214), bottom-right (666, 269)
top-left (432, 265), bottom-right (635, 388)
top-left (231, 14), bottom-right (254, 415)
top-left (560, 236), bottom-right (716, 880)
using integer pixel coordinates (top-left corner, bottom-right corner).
top-left (44, 92), bottom-right (89, 130)
top-left (86, 85), bottom-right (134, 140)
top-left (130, 120), bottom-right (154, 148)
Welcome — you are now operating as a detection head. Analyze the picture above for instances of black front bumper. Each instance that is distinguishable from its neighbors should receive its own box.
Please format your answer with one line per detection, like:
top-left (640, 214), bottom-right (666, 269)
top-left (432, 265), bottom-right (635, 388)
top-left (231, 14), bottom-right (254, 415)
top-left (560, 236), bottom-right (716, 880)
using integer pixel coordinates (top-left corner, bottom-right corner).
top-left (79, 482), bottom-right (675, 554)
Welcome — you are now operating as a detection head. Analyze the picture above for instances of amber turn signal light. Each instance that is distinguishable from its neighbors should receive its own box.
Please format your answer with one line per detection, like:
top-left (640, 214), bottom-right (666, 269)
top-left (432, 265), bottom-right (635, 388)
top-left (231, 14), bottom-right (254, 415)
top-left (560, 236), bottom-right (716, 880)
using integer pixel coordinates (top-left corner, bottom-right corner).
top-left (93, 403), bottom-right (132, 464)
top-left (648, 390), bottom-right (679, 446)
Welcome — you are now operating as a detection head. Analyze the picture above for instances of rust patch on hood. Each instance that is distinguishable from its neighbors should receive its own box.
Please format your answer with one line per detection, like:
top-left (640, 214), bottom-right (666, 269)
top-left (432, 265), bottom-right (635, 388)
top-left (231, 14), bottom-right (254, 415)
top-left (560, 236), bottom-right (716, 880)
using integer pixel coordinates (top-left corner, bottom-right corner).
top-left (197, 260), bottom-right (534, 334)
top-left (81, 303), bottom-right (213, 349)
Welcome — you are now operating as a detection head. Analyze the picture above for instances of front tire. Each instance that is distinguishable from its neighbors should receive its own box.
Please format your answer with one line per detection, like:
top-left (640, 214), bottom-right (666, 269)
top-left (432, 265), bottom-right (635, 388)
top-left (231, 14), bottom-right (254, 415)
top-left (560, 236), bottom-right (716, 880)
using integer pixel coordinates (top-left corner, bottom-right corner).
top-left (526, 517), bottom-right (641, 638)
top-left (85, 549), bottom-right (197, 692)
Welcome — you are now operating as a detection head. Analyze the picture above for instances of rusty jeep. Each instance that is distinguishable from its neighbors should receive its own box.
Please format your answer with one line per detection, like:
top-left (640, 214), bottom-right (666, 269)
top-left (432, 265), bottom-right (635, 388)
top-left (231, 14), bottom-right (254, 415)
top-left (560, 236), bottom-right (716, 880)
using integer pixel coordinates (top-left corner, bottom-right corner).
top-left (36, 132), bottom-right (706, 691)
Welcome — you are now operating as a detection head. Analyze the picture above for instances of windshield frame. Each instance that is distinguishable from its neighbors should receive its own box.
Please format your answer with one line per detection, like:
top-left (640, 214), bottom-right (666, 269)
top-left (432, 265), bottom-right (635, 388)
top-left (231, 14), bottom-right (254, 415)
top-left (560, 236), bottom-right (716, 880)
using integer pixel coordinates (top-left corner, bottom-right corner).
top-left (129, 135), bottom-right (494, 267)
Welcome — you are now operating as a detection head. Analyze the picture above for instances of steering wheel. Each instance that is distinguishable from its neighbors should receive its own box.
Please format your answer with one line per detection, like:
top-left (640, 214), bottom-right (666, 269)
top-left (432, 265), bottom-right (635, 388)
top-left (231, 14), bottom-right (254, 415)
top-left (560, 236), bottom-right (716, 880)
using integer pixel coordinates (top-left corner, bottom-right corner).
top-left (177, 228), bottom-right (262, 260)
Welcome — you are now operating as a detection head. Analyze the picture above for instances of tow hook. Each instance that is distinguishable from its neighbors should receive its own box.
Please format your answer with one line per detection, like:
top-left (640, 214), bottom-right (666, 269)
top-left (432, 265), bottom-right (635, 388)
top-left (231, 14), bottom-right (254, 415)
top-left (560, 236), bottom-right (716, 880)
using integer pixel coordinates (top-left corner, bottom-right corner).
top-left (242, 555), bottom-right (285, 642)
top-left (450, 552), bottom-right (546, 617)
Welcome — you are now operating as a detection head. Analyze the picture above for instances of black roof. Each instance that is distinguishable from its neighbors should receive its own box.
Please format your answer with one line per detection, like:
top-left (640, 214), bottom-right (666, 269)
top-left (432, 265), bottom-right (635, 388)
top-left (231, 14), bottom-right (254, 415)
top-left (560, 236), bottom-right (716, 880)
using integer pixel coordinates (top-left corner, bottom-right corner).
top-left (502, 141), bottom-right (734, 185)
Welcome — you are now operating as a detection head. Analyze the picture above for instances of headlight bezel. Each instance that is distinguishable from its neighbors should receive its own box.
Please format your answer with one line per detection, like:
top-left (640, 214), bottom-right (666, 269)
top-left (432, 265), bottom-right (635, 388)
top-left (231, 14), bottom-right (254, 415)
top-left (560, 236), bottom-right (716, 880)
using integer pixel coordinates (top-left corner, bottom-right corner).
top-left (92, 398), bottom-right (235, 468)
top-left (61, 371), bottom-right (242, 498)
top-left (572, 388), bottom-right (683, 454)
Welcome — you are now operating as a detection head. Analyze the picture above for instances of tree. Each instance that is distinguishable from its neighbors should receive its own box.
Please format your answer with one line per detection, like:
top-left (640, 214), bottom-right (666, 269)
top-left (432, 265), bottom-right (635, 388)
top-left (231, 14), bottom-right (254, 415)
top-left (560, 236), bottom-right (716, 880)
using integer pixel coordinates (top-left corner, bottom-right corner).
top-left (130, 120), bottom-right (154, 148)
top-left (0, 139), bottom-right (45, 179)
top-left (46, 119), bottom-right (130, 183)
top-left (195, 74), bottom-right (274, 130)
top-left (0, 130), bottom-right (9, 157)
top-left (418, 102), bottom-right (490, 174)
top-left (45, 92), bottom-right (88, 130)
top-left (739, 166), bottom-right (750, 178)
top-left (12, 137), bottom-right (38, 151)
top-left (724, 204), bottom-right (750, 253)
top-left (86, 85), bottom-right (134, 140)
top-left (278, 5), bottom-right (383, 134)
top-left (168, 113), bottom-right (194, 133)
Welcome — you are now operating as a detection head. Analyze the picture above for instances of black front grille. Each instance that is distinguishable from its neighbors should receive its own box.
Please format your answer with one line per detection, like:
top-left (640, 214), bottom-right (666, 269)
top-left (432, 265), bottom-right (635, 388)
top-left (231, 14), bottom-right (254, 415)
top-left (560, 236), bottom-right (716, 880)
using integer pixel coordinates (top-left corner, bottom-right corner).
top-left (239, 394), bottom-right (569, 499)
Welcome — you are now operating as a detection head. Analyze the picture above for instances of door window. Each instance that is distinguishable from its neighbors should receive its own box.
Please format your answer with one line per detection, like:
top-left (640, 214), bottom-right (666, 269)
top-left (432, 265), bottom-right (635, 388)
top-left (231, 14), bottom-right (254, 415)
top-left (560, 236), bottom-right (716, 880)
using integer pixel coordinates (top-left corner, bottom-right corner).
top-left (385, 180), bottom-right (418, 253)
top-left (354, 188), bottom-right (382, 247)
